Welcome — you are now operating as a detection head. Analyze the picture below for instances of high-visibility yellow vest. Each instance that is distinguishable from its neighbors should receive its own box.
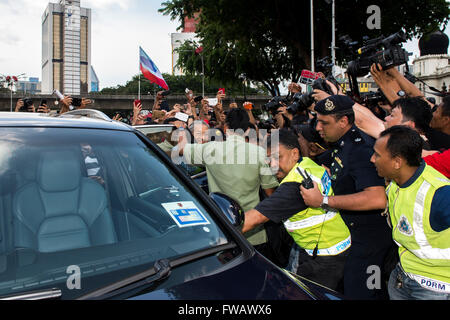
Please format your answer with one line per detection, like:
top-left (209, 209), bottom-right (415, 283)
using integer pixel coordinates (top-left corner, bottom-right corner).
top-left (388, 164), bottom-right (450, 293)
top-left (280, 158), bottom-right (351, 256)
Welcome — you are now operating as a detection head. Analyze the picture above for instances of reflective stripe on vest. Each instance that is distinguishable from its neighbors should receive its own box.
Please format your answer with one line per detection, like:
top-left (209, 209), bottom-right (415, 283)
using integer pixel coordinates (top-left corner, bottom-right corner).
top-left (389, 164), bottom-right (450, 288)
top-left (410, 181), bottom-right (450, 260)
top-left (304, 236), bottom-right (351, 257)
top-left (399, 264), bottom-right (450, 294)
top-left (281, 159), bottom-right (351, 255)
top-left (284, 211), bottom-right (337, 231)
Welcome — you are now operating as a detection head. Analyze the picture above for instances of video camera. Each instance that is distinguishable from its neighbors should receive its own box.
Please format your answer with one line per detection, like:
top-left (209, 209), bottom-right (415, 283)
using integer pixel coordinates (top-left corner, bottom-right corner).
top-left (287, 77), bottom-right (339, 115)
top-left (316, 57), bottom-right (334, 76)
top-left (347, 31), bottom-right (410, 78)
top-left (262, 96), bottom-right (289, 115)
top-left (360, 89), bottom-right (389, 120)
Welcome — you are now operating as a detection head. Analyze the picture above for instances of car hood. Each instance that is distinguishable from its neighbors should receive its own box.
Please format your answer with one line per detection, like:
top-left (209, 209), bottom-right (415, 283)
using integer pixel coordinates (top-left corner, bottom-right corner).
top-left (128, 253), bottom-right (341, 300)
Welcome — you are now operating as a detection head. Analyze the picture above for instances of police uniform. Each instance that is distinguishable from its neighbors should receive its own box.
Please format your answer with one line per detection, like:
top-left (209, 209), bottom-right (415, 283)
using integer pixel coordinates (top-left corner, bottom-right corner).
top-left (315, 96), bottom-right (394, 300)
top-left (255, 157), bottom-right (351, 290)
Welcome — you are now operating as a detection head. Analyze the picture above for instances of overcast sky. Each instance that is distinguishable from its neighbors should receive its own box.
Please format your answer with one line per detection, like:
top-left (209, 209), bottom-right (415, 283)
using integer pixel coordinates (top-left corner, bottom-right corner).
top-left (0, 0), bottom-right (179, 90)
top-left (0, 0), bottom-right (448, 91)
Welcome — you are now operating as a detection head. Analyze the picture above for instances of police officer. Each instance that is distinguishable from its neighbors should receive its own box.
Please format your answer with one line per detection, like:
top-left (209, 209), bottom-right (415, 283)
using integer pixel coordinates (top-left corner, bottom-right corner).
top-left (300, 95), bottom-right (393, 300)
top-left (371, 126), bottom-right (450, 300)
top-left (243, 129), bottom-right (351, 291)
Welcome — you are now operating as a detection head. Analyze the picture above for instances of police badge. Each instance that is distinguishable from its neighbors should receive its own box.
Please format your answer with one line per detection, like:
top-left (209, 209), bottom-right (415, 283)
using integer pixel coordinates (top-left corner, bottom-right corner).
top-left (325, 99), bottom-right (336, 112)
top-left (398, 215), bottom-right (413, 236)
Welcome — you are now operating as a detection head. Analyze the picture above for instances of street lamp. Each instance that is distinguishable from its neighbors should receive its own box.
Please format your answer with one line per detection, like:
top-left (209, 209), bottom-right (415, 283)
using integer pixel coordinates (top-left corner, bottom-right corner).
top-left (325, 0), bottom-right (337, 77)
top-left (177, 46), bottom-right (205, 97)
top-left (195, 46), bottom-right (205, 97)
top-left (1, 73), bottom-right (25, 112)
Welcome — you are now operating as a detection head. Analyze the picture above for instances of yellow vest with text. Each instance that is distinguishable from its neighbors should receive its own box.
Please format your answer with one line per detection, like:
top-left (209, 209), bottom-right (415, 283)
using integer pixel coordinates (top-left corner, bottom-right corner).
top-left (280, 158), bottom-right (351, 256)
top-left (388, 164), bottom-right (450, 292)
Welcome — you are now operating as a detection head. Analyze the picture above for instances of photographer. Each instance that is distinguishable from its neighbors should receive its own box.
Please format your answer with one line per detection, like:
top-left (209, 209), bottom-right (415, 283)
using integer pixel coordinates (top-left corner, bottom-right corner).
top-left (315, 76), bottom-right (450, 151)
top-left (58, 95), bottom-right (92, 114)
top-left (15, 98), bottom-right (35, 113)
top-left (131, 100), bottom-right (149, 126)
top-left (152, 90), bottom-right (171, 112)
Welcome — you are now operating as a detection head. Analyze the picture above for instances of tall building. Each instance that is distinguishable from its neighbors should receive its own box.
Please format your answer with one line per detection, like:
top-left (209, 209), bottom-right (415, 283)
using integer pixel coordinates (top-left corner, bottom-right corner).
top-left (42, 0), bottom-right (91, 95)
top-left (171, 14), bottom-right (200, 75)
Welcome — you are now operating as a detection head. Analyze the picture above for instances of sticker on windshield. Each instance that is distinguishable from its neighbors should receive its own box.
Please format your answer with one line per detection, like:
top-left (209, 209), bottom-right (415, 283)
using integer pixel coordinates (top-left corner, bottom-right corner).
top-left (161, 201), bottom-right (210, 228)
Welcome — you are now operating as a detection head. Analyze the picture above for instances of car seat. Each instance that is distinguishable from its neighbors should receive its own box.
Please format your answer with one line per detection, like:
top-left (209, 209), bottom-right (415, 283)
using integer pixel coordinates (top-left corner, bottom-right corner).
top-left (12, 150), bottom-right (117, 253)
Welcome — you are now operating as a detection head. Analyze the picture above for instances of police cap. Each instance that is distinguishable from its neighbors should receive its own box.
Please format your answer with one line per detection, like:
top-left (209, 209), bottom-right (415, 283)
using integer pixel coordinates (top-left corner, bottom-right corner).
top-left (314, 95), bottom-right (355, 115)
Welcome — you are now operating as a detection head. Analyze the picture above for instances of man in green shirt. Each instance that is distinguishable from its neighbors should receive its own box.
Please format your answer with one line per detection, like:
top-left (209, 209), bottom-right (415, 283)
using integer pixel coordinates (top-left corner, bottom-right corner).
top-left (178, 109), bottom-right (279, 247)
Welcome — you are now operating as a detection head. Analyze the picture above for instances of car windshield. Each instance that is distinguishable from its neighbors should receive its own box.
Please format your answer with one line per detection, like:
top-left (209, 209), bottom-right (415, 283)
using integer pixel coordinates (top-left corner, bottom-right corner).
top-left (0, 127), bottom-right (229, 299)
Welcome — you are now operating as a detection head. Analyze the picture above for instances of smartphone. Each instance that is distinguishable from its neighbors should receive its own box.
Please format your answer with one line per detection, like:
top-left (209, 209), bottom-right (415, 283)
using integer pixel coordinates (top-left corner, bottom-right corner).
top-left (194, 96), bottom-right (203, 103)
top-left (40, 99), bottom-right (47, 106)
top-left (134, 99), bottom-right (141, 105)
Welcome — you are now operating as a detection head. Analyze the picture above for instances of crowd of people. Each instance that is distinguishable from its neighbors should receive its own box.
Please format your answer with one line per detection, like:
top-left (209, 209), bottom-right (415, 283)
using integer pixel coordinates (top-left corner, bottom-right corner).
top-left (12, 61), bottom-right (450, 300)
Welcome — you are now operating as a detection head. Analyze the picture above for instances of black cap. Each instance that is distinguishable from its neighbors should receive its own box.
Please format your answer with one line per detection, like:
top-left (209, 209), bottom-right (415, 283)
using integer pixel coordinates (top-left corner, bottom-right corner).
top-left (314, 95), bottom-right (355, 115)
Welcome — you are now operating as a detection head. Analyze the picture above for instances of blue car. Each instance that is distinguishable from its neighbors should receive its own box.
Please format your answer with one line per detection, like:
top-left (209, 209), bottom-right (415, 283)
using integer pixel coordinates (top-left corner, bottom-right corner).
top-left (0, 111), bottom-right (342, 300)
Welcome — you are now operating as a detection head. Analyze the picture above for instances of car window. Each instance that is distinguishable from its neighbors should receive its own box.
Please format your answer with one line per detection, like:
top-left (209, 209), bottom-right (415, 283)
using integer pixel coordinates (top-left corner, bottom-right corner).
top-left (134, 125), bottom-right (175, 144)
top-left (135, 125), bottom-right (205, 178)
top-left (0, 127), bottom-right (229, 299)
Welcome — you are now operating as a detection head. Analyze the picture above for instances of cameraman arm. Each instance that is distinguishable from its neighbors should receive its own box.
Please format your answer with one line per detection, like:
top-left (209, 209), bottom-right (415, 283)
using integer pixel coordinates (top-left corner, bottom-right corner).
top-left (386, 67), bottom-right (433, 107)
top-left (353, 102), bottom-right (385, 139)
top-left (370, 64), bottom-right (402, 105)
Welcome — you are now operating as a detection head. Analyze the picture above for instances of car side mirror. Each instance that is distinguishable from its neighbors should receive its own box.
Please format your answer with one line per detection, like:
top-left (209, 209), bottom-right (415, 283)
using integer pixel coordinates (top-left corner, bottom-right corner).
top-left (209, 192), bottom-right (244, 229)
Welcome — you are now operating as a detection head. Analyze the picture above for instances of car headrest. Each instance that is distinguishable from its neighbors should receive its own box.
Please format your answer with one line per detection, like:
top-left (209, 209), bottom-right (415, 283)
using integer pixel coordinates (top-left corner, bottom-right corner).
top-left (38, 151), bottom-right (81, 192)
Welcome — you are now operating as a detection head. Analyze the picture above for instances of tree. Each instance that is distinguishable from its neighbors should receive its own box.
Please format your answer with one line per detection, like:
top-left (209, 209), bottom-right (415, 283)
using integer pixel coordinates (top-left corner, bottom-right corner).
top-left (100, 73), bottom-right (267, 96)
top-left (160, 0), bottom-right (450, 96)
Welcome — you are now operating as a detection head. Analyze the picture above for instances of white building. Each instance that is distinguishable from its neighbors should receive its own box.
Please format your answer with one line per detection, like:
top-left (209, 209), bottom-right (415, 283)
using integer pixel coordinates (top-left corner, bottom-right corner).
top-left (412, 30), bottom-right (450, 104)
top-left (41, 0), bottom-right (92, 95)
top-left (171, 14), bottom-right (200, 76)
top-left (171, 32), bottom-right (199, 76)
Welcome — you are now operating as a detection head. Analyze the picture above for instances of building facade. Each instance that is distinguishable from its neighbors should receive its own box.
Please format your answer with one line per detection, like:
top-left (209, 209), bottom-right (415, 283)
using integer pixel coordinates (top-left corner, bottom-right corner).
top-left (413, 54), bottom-right (450, 103)
top-left (412, 30), bottom-right (450, 104)
top-left (171, 14), bottom-right (200, 76)
top-left (17, 77), bottom-right (42, 95)
top-left (42, 0), bottom-right (91, 95)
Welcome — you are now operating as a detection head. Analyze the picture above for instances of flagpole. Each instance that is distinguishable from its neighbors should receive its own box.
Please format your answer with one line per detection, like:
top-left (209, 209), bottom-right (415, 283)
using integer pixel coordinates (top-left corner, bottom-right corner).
top-left (138, 47), bottom-right (141, 100)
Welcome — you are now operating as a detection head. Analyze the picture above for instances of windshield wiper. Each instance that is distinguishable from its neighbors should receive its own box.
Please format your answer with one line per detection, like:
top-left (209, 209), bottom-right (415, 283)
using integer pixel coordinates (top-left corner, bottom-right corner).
top-left (79, 242), bottom-right (237, 300)
top-left (79, 258), bottom-right (172, 300)
top-left (0, 288), bottom-right (62, 300)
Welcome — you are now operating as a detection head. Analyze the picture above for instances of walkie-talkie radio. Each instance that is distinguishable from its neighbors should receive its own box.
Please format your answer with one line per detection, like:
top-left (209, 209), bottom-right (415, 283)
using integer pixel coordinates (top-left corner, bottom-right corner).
top-left (297, 167), bottom-right (320, 258)
top-left (297, 167), bottom-right (314, 189)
